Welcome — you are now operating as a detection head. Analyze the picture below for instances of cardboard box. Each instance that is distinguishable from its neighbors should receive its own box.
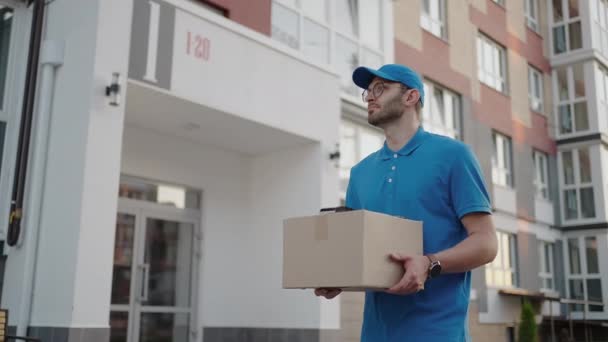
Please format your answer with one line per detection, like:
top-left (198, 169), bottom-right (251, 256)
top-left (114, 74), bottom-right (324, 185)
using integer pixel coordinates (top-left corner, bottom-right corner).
top-left (282, 210), bottom-right (422, 290)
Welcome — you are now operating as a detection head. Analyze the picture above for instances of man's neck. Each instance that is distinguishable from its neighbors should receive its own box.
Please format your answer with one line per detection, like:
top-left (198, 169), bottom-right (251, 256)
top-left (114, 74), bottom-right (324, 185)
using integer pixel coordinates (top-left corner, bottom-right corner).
top-left (383, 114), bottom-right (420, 152)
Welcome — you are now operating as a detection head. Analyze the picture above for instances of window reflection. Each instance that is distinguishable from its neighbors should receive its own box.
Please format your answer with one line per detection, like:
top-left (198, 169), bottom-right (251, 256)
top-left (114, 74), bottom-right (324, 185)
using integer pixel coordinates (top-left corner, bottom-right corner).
top-left (303, 18), bottom-right (329, 64)
top-left (271, 2), bottom-right (299, 49)
top-left (336, 0), bottom-right (359, 37)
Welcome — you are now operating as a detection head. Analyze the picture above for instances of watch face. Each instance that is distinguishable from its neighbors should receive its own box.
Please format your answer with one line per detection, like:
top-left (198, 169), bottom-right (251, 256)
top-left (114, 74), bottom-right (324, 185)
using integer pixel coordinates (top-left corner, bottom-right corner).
top-left (430, 263), bottom-right (442, 278)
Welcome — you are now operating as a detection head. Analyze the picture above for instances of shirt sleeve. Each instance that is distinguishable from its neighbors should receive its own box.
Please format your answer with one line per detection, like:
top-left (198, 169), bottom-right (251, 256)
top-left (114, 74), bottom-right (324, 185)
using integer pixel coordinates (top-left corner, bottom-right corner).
top-left (449, 145), bottom-right (492, 219)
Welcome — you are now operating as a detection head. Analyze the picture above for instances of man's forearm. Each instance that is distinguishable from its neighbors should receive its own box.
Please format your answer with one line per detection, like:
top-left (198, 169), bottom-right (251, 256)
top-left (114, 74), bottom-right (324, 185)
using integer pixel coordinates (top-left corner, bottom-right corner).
top-left (434, 230), bottom-right (498, 274)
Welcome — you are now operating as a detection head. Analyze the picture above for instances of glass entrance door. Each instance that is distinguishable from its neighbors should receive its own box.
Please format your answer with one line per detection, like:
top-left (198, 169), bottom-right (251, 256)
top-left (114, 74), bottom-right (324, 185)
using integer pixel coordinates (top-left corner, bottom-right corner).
top-left (110, 199), bottom-right (199, 342)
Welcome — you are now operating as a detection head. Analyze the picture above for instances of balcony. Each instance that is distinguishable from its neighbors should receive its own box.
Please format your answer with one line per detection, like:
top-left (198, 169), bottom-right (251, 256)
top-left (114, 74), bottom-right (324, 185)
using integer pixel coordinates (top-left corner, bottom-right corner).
top-left (493, 185), bottom-right (516, 215)
top-left (535, 198), bottom-right (555, 225)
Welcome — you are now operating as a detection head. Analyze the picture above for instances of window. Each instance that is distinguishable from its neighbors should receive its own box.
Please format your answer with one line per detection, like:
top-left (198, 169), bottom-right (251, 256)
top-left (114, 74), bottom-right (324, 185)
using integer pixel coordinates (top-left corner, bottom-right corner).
top-left (551, 0), bottom-right (582, 54)
top-left (336, 0), bottom-right (359, 37)
top-left (339, 120), bottom-right (383, 199)
top-left (539, 241), bottom-right (555, 291)
top-left (336, 0), bottom-right (384, 96)
top-left (272, 0), bottom-right (329, 63)
top-left (335, 35), bottom-right (359, 96)
top-left (554, 63), bottom-right (589, 135)
top-left (492, 132), bottom-right (513, 188)
top-left (566, 236), bottom-right (604, 312)
top-left (486, 231), bottom-right (518, 287)
top-left (118, 176), bottom-right (201, 209)
top-left (477, 34), bottom-right (508, 93)
top-left (525, 0), bottom-right (539, 32)
top-left (560, 147), bottom-right (596, 221)
top-left (420, 0), bottom-right (446, 39)
top-left (271, 0), bottom-right (386, 97)
top-left (528, 66), bottom-right (544, 112)
top-left (591, 0), bottom-right (608, 57)
top-left (421, 80), bottom-right (460, 139)
top-left (596, 64), bottom-right (608, 123)
top-left (533, 150), bottom-right (549, 200)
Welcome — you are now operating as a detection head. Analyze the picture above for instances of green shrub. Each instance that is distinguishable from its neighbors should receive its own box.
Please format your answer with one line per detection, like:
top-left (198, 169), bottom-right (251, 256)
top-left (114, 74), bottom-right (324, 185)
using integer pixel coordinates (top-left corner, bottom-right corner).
top-left (518, 300), bottom-right (538, 342)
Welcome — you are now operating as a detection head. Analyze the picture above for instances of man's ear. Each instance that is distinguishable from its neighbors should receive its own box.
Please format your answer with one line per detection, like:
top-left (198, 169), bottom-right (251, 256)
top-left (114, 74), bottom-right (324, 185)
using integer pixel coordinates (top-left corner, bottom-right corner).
top-left (404, 89), bottom-right (421, 106)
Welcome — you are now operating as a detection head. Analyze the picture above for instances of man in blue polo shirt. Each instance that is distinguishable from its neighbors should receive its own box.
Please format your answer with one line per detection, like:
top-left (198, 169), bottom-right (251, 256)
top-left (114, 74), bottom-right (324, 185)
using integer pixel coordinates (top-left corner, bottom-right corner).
top-left (315, 64), bottom-right (498, 341)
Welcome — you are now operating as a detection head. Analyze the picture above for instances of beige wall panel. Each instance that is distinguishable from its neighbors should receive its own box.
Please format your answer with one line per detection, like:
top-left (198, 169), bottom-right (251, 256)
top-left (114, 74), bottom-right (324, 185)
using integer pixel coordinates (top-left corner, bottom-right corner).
top-left (472, 36), bottom-right (481, 103)
top-left (539, 0), bottom-right (551, 57)
top-left (509, 51), bottom-right (532, 126)
top-left (506, 0), bottom-right (527, 42)
top-left (448, 1), bottom-right (477, 82)
top-left (394, 0), bottom-right (423, 50)
top-left (469, 1), bottom-right (482, 102)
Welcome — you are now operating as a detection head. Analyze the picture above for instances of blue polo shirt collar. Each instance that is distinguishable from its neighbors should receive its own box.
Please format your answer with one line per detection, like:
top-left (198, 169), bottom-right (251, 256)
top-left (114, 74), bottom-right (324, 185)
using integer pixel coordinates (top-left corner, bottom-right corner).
top-left (380, 126), bottom-right (428, 160)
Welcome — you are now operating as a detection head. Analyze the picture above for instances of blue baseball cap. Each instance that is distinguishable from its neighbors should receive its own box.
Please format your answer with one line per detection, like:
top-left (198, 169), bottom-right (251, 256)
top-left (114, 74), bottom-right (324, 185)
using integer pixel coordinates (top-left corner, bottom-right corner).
top-left (352, 64), bottom-right (425, 106)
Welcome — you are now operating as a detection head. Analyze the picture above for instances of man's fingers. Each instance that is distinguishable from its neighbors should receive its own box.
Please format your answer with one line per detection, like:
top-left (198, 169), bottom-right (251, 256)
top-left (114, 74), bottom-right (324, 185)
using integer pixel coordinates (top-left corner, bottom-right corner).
top-left (387, 282), bottom-right (420, 295)
top-left (387, 278), bottom-right (406, 293)
top-left (389, 253), bottom-right (412, 263)
top-left (315, 288), bottom-right (341, 299)
top-left (388, 271), bottom-right (414, 293)
top-left (325, 289), bottom-right (341, 299)
top-left (386, 267), bottom-right (426, 295)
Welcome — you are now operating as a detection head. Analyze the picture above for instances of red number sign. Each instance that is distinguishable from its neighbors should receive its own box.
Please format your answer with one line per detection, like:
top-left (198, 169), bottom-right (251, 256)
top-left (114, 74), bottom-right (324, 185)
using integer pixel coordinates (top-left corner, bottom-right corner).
top-left (187, 31), bottom-right (211, 61)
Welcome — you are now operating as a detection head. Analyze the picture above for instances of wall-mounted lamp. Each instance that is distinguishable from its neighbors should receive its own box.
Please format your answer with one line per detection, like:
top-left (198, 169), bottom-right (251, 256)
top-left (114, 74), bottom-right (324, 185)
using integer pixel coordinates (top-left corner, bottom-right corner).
top-left (105, 72), bottom-right (122, 106)
top-left (329, 143), bottom-right (340, 168)
top-left (329, 148), bottom-right (340, 161)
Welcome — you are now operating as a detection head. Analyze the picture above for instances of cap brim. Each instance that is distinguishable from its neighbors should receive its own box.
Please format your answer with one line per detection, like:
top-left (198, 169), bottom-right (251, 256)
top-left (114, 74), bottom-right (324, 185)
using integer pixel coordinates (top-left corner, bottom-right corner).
top-left (352, 67), bottom-right (400, 89)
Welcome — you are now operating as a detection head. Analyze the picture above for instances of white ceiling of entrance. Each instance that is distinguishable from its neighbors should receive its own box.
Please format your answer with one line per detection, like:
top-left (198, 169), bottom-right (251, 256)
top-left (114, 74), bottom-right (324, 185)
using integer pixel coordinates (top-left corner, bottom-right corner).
top-left (125, 81), bottom-right (315, 156)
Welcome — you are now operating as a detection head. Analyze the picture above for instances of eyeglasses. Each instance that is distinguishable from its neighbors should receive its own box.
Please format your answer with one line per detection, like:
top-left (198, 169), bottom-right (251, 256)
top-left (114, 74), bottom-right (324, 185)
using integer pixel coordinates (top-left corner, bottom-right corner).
top-left (362, 81), bottom-right (408, 102)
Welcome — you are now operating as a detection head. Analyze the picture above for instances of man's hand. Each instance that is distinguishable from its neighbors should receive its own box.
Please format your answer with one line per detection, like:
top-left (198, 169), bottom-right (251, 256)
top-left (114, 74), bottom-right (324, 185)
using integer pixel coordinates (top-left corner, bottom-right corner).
top-left (314, 288), bottom-right (342, 299)
top-left (385, 253), bottom-right (430, 295)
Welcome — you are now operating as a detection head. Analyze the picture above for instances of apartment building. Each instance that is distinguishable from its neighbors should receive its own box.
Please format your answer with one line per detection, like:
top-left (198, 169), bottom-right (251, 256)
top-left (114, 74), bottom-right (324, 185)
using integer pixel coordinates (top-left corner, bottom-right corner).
top-left (339, 0), bottom-right (608, 341)
top-left (1, 0), bottom-right (607, 341)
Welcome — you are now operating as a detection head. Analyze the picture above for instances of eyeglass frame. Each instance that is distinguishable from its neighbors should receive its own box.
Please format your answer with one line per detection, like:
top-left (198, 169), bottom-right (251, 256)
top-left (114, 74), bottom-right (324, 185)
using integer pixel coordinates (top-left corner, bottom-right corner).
top-left (362, 81), bottom-right (410, 103)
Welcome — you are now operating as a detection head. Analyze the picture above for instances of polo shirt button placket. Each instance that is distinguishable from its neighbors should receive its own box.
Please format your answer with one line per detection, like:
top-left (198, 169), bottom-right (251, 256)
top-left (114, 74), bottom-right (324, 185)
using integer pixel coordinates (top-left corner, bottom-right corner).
top-left (389, 153), bottom-right (397, 184)
top-left (388, 156), bottom-right (396, 186)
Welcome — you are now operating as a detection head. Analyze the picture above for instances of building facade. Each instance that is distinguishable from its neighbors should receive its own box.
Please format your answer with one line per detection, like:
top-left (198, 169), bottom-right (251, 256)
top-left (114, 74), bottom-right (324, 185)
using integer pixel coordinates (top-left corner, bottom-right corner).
top-left (0, 0), bottom-right (607, 342)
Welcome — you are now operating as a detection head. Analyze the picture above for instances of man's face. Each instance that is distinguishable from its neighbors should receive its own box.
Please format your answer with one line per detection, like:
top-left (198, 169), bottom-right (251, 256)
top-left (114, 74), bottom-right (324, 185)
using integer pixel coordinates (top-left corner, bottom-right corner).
top-left (364, 77), bottom-right (406, 127)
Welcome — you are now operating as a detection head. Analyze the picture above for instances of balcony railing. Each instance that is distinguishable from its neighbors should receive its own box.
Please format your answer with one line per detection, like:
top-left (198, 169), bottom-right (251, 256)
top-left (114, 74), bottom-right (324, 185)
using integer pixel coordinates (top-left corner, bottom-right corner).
top-left (546, 298), bottom-right (607, 342)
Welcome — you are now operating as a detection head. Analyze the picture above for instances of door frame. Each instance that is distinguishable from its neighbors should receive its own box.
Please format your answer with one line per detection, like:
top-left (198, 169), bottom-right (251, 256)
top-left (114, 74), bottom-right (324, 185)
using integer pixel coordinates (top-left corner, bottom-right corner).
top-left (112, 197), bottom-right (202, 342)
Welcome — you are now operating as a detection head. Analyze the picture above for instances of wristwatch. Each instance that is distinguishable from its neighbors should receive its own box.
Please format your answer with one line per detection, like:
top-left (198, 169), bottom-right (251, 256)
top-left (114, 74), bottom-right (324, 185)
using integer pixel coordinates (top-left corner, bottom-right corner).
top-left (426, 254), bottom-right (442, 279)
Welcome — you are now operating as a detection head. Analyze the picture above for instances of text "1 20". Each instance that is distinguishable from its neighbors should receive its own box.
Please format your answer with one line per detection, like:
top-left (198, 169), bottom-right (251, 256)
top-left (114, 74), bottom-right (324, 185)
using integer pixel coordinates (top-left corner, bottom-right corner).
top-left (186, 31), bottom-right (211, 61)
